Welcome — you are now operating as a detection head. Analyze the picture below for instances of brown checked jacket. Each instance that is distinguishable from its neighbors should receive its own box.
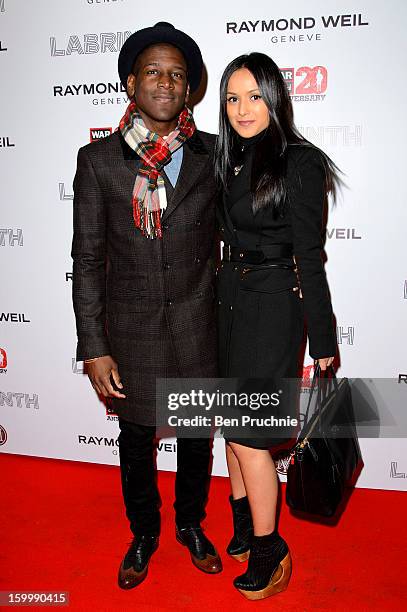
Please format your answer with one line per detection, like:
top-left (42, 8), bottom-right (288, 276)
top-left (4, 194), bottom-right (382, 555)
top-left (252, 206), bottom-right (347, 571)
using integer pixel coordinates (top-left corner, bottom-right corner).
top-left (72, 130), bottom-right (218, 425)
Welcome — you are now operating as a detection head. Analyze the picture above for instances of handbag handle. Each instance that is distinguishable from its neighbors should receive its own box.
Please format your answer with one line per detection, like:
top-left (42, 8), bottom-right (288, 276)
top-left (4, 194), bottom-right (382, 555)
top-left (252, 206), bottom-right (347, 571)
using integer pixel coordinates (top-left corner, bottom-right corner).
top-left (303, 363), bottom-right (321, 426)
top-left (303, 364), bottom-right (337, 428)
top-left (327, 364), bottom-right (339, 394)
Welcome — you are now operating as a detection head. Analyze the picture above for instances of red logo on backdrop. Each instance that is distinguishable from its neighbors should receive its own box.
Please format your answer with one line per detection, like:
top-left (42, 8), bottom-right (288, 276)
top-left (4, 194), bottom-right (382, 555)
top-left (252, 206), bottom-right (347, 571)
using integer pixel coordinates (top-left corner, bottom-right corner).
top-left (281, 66), bottom-right (328, 96)
top-left (0, 425), bottom-right (7, 446)
top-left (0, 348), bottom-right (7, 369)
top-left (302, 364), bottom-right (315, 389)
top-left (90, 127), bottom-right (112, 142)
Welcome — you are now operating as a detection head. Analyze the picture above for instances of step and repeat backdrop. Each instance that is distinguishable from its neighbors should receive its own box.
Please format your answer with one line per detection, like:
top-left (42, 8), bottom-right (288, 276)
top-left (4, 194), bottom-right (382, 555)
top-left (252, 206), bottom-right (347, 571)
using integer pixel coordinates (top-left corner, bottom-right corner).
top-left (1, 0), bottom-right (406, 490)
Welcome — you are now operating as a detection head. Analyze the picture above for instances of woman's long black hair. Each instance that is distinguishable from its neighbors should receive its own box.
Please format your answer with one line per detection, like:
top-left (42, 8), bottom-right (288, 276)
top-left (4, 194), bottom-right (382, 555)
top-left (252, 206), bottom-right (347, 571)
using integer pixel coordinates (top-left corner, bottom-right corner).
top-left (214, 52), bottom-right (341, 214)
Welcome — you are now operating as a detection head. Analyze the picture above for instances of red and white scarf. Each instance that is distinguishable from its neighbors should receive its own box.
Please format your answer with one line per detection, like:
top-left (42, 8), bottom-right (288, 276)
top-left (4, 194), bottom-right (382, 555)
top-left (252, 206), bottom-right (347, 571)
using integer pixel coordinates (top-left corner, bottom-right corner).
top-left (119, 101), bottom-right (196, 239)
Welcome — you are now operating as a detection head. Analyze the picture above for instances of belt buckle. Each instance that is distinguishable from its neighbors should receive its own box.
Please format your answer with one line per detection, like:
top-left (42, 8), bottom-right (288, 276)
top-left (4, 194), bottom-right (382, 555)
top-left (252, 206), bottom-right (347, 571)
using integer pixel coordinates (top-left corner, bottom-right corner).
top-left (223, 244), bottom-right (231, 262)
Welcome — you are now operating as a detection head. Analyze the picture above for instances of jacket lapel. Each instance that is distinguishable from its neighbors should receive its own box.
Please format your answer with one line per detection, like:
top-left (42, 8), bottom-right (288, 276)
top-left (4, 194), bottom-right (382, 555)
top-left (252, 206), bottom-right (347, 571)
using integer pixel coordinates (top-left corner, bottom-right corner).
top-left (119, 131), bottom-right (141, 177)
top-left (220, 190), bottom-right (238, 244)
top-left (124, 159), bottom-right (141, 177)
top-left (161, 133), bottom-right (209, 221)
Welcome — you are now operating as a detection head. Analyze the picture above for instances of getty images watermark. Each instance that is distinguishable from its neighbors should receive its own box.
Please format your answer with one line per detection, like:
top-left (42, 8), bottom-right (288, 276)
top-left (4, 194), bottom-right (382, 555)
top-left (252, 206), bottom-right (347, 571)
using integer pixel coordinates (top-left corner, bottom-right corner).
top-left (156, 378), bottom-right (301, 439)
top-left (165, 387), bottom-right (298, 429)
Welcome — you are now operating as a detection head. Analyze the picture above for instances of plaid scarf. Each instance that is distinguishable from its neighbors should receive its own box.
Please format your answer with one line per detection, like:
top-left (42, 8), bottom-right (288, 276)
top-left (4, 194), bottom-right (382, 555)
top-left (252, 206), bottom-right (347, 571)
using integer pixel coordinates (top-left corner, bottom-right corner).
top-left (119, 101), bottom-right (196, 239)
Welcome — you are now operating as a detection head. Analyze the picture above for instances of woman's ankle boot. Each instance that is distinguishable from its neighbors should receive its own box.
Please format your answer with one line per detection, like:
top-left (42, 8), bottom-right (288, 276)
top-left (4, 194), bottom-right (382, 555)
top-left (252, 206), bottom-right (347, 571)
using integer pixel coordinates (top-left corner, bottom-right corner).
top-left (233, 531), bottom-right (291, 600)
top-left (226, 495), bottom-right (253, 562)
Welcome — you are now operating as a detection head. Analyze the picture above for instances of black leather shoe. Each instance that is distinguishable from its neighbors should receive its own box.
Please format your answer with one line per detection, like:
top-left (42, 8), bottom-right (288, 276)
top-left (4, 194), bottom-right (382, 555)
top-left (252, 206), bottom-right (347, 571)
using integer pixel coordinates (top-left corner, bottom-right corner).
top-left (118, 534), bottom-right (159, 589)
top-left (227, 495), bottom-right (253, 562)
top-left (176, 526), bottom-right (222, 574)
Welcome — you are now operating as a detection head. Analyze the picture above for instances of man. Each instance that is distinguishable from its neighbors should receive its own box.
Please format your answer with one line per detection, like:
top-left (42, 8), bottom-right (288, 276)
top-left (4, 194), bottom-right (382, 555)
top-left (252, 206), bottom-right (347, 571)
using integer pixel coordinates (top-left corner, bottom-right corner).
top-left (72, 22), bottom-right (220, 589)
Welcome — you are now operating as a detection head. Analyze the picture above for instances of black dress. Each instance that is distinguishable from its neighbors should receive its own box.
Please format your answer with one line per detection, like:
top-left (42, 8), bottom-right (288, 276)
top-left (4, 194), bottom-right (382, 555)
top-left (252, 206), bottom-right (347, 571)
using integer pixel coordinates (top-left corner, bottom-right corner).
top-left (217, 132), bottom-right (336, 449)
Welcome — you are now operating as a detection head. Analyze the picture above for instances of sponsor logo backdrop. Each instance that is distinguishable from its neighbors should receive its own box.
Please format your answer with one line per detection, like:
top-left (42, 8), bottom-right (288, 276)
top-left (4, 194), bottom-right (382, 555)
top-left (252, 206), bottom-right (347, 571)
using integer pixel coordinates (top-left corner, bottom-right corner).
top-left (1, 0), bottom-right (406, 491)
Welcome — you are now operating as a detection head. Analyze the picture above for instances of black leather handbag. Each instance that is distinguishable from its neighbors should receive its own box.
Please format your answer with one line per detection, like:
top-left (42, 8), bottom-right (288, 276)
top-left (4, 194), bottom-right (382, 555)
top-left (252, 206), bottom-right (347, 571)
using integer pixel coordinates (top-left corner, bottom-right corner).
top-left (286, 366), bottom-right (363, 517)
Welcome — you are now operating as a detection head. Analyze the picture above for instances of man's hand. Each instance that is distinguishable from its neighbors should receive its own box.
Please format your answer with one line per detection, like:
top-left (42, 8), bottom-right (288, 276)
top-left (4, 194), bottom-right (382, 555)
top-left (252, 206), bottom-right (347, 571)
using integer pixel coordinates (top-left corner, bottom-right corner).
top-left (86, 355), bottom-right (126, 399)
top-left (316, 357), bottom-right (335, 371)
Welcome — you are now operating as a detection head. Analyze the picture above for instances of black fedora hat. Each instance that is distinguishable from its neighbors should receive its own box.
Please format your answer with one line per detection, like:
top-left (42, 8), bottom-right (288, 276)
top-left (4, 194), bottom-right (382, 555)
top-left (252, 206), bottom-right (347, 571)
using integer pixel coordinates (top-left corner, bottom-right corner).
top-left (118, 22), bottom-right (203, 93)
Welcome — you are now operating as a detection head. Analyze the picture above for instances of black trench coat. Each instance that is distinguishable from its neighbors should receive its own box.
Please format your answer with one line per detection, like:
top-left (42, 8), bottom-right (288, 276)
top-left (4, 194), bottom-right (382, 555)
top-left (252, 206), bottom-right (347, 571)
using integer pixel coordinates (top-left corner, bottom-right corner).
top-left (216, 145), bottom-right (337, 448)
top-left (72, 130), bottom-right (218, 425)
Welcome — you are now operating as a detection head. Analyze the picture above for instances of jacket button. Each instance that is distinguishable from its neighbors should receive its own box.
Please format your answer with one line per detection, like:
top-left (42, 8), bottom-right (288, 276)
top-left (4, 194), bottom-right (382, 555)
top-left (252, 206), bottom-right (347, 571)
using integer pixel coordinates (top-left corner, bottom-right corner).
top-left (163, 262), bottom-right (170, 270)
top-left (195, 220), bottom-right (201, 226)
top-left (162, 224), bottom-right (169, 230)
top-left (195, 257), bottom-right (201, 264)
top-left (166, 299), bottom-right (172, 306)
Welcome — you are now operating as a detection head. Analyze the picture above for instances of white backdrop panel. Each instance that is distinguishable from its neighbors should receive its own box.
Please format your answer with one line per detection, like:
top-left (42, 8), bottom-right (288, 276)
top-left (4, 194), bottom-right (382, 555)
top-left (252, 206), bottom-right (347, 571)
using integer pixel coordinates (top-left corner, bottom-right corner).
top-left (1, 0), bottom-right (406, 491)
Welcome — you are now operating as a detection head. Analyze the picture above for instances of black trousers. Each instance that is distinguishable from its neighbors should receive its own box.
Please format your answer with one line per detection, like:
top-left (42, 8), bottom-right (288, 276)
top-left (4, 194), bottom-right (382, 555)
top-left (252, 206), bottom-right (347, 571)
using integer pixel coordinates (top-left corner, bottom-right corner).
top-left (118, 418), bottom-right (212, 536)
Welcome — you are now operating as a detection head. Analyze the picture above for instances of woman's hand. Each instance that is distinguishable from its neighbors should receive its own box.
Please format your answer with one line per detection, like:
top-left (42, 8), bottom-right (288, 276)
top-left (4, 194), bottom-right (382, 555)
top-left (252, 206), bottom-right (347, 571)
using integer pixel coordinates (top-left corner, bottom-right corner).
top-left (315, 357), bottom-right (335, 371)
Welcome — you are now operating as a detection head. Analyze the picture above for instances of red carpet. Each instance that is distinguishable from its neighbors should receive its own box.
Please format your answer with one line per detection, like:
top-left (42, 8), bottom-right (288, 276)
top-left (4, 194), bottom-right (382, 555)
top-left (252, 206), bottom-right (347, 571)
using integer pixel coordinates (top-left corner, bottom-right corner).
top-left (1, 454), bottom-right (406, 611)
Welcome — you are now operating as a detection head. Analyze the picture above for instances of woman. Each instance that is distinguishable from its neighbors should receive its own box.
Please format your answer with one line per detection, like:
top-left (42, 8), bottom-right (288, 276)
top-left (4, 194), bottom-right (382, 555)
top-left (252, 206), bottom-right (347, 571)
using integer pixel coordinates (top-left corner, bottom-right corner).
top-left (215, 53), bottom-right (339, 600)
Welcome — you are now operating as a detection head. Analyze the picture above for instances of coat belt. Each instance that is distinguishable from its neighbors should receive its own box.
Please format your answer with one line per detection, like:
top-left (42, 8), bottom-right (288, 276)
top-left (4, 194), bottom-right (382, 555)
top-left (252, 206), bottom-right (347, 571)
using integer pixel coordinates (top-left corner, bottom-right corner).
top-left (222, 244), bottom-right (293, 264)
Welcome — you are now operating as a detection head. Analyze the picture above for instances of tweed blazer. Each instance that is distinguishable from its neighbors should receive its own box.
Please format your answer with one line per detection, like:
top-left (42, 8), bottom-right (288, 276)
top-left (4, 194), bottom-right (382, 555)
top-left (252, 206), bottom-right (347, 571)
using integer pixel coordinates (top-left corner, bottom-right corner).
top-left (72, 130), bottom-right (218, 425)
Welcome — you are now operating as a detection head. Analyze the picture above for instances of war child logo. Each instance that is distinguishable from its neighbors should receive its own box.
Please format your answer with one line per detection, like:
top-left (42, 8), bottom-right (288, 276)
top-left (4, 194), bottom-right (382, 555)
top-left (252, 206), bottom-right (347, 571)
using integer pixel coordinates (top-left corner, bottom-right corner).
top-left (90, 127), bottom-right (112, 141)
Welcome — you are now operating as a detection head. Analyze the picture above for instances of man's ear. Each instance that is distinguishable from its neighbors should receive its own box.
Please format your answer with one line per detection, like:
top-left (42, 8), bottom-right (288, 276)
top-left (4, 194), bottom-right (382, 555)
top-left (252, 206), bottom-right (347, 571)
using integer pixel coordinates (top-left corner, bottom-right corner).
top-left (126, 73), bottom-right (136, 99)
